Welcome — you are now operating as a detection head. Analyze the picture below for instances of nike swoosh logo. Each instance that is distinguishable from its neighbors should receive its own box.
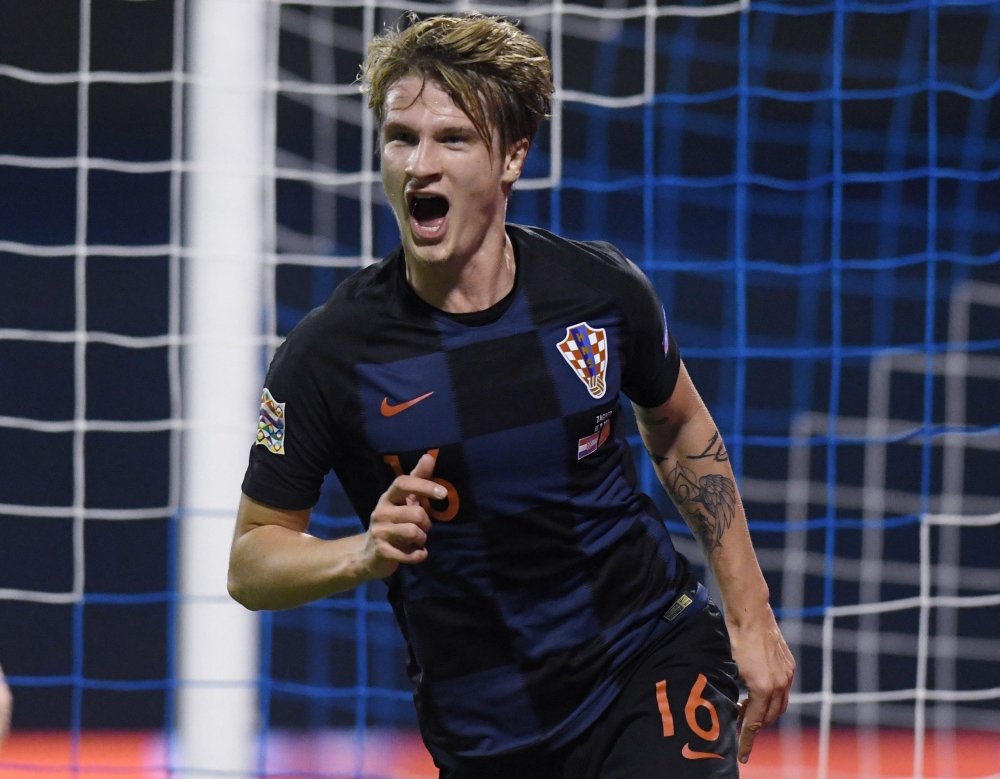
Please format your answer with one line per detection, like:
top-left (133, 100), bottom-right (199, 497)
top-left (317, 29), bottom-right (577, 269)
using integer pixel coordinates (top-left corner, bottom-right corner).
top-left (682, 744), bottom-right (724, 760)
top-left (381, 391), bottom-right (434, 417)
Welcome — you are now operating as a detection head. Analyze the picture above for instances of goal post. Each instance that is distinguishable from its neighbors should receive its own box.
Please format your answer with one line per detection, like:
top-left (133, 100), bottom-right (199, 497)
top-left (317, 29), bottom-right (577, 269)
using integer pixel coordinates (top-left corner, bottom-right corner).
top-left (179, 0), bottom-right (269, 775)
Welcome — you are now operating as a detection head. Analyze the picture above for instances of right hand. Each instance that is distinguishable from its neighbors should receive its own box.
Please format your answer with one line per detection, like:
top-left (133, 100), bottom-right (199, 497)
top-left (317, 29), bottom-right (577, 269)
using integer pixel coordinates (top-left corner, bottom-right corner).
top-left (362, 453), bottom-right (443, 579)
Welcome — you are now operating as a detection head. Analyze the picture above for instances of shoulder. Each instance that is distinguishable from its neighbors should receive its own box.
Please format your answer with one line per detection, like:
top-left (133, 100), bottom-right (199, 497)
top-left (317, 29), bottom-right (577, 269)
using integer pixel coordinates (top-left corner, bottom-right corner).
top-left (509, 223), bottom-right (657, 305)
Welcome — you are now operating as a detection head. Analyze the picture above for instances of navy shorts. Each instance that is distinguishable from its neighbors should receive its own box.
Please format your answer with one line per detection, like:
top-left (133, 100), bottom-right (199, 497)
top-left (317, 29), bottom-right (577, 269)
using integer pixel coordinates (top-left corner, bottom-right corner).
top-left (438, 603), bottom-right (741, 779)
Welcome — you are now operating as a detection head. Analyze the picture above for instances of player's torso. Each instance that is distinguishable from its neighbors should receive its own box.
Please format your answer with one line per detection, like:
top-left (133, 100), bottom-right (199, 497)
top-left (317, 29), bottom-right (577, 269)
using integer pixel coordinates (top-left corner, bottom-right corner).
top-left (355, 290), bottom-right (629, 533)
top-left (322, 229), bottom-right (680, 755)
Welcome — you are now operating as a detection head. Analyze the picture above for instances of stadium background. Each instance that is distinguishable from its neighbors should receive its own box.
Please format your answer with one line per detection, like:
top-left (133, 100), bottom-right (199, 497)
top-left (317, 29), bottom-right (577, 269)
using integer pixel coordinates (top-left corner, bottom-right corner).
top-left (0, 0), bottom-right (998, 777)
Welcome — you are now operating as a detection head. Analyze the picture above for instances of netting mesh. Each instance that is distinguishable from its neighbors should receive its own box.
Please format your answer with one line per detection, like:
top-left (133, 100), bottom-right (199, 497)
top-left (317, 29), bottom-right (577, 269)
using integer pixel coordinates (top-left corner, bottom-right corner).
top-left (0, 0), bottom-right (181, 738)
top-left (266, 0), bottom-right (1000, 761)
top-left (0, 0), bottom-right (999, 776)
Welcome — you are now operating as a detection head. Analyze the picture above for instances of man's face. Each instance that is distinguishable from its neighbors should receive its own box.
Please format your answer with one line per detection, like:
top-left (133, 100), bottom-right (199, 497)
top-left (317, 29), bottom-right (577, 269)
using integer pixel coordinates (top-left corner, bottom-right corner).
top-left (380, 75), bottom-right (525, 266)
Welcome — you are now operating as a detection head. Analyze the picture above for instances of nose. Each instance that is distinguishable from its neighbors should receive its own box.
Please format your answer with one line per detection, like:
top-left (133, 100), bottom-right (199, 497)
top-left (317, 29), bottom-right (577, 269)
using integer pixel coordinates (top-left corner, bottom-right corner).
top-left (404, 138), bottom-right (441, 181)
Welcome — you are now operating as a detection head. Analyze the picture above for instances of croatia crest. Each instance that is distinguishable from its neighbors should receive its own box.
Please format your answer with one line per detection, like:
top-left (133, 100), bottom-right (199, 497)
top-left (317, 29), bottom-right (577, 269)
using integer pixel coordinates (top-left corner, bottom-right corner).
top-left (557, 322), bottom-right (608, 399)
top-left (256, 388), bottom-right (286, 455)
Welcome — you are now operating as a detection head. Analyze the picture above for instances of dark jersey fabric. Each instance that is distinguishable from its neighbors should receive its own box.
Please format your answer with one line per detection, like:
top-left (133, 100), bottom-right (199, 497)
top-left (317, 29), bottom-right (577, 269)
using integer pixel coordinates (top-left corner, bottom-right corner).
top-left (242, 224), bottom-right (704, 760)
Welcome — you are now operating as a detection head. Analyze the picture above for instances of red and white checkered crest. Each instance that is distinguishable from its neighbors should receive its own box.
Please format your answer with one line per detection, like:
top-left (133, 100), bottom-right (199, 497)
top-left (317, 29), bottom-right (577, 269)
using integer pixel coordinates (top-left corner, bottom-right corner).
top-left (557, 322), bottom-right (608, 399)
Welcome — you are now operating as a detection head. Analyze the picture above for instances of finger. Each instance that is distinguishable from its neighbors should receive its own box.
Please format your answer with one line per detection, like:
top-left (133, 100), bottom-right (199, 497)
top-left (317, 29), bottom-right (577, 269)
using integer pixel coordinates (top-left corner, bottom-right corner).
top-left (736, 698), bottom-right (748, 723)
top-left (762, 689), bottom-right (785, 726)
top-left (375, 501), bottom-right (433, 532)
top-left (737, 692), bottom-right (770, 764)
top-left (375, 541), bottom-right (428, 564)
top-left (774, 673), bottom-right (792, 720)
top-left (385, 475), bottom-right (447, 506)
top-left (765, 677), bottom-right (792, 724)
top-left (779, 655), bottom-right (795, 716)
top-left (376, 520), bottom-right (428, 550)
top-left (410, 452), bottom-right (438, 479)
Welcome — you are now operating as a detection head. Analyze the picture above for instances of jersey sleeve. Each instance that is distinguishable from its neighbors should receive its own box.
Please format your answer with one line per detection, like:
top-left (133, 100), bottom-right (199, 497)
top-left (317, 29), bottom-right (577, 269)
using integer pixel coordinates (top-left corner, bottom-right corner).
top-left (241, 324), bottom-right (337, 511)
top-left (614, 253), bottom-right (682, 408)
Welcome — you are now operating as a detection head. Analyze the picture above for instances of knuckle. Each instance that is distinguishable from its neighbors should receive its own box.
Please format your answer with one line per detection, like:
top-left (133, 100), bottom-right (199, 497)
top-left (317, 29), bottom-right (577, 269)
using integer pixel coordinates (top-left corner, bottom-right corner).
top-left (405, 525), bottom-right (424, 541)
top-left (403, 506), bottom-right (427, 524)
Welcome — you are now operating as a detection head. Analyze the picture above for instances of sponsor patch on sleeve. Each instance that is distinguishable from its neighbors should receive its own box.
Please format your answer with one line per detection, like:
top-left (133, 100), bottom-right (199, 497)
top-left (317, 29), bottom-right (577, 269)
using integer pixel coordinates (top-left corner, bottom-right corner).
top-left (256, 388), bottom-right (286, 455)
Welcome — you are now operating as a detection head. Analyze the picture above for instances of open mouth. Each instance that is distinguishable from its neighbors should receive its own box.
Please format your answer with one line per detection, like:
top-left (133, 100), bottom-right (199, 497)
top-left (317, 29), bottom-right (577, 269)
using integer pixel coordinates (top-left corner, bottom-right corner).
top-left (408, 193), bottom-right (450, 237)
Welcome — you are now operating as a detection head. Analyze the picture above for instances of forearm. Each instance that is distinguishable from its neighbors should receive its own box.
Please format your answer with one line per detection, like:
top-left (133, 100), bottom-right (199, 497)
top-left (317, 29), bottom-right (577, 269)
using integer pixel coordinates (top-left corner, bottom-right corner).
top-left (636, 405), bottom-right (769, 625)
top-left (228, 496), bottom-right (378, 610)
top-left (635, 364), bottom-right (795, 760)
top-left (230, 457), bottom-right (442, 611)
top-left (229, 526), bottom-right (374, 610)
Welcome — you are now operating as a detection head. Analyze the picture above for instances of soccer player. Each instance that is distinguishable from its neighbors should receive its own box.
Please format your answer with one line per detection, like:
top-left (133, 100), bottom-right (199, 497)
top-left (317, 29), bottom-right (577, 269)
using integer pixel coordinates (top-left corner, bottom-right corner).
top-left (230, 13), bottom-right (793, 777)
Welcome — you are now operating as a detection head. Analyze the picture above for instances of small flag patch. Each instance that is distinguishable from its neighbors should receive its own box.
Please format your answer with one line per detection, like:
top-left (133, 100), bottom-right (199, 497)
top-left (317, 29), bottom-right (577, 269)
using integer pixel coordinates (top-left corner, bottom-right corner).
top-left (256, 388), bottom-right (286, 455)
top-left (578, 420), bottom-right (612, 460)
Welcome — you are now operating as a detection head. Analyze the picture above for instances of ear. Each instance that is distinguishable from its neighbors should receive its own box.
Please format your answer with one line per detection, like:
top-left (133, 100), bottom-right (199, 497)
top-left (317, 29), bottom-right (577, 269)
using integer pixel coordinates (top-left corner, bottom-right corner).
top-left (501, 138), bottom-right (531, 185)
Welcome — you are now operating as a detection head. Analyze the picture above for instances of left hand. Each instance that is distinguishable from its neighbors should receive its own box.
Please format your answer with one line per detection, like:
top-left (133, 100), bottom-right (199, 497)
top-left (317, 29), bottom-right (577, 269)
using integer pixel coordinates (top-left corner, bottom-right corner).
top-left (726, 605), bottom-right (795, 763)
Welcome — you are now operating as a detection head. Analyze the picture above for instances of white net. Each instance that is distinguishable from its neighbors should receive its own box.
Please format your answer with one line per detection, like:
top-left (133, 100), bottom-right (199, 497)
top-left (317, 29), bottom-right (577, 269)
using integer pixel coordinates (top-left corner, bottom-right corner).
top-left (1, 1), bottom-right (999, 778)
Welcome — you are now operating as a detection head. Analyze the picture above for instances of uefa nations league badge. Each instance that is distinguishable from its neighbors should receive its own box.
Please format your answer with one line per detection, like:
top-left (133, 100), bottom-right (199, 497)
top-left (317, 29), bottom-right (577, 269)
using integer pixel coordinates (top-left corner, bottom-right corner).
top-left (256, 388), bottom-right (286, 454)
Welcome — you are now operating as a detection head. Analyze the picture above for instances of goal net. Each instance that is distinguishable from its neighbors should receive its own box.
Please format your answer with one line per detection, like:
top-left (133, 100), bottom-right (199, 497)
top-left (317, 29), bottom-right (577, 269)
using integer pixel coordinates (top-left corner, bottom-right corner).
top-left (0, 0), bottom-right (998, 778)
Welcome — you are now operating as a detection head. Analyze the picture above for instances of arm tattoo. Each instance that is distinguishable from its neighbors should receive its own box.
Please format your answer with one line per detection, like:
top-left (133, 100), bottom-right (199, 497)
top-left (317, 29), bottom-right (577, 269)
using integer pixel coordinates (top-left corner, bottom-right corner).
top-left (664, 462), bottom-right (736, 554)
top-left (688, 430), bottom-right (729, 462)
top-left (689, 509), bottom-right (720, 555)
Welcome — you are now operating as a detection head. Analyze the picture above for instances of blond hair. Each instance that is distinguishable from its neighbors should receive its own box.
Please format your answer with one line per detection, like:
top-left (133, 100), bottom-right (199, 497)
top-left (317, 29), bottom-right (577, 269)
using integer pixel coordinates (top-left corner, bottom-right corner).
top-left (360, 12), bottom-right (553, 153)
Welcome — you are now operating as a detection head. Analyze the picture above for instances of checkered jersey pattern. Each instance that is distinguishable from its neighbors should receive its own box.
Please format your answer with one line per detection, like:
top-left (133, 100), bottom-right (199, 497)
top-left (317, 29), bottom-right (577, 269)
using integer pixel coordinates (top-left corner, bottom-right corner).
top-left (242, 225), bottom-right (689, 761)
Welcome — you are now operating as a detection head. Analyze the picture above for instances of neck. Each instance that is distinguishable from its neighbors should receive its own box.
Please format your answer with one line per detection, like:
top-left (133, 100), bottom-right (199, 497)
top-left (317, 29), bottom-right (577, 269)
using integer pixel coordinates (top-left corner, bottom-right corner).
top-left (404, 226), bottom-right (515, 314)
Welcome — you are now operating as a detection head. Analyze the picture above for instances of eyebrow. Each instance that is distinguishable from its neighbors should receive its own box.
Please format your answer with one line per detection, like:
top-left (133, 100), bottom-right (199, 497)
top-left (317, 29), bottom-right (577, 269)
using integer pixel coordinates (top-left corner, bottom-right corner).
top-left (436, 125), bottom-right (478, 139)
top-left (382, 120), bottom-right (477, 137)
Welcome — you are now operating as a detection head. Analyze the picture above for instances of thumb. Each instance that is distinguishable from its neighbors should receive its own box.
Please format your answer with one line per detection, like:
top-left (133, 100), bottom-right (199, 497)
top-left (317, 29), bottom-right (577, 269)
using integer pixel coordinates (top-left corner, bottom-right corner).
top-left (410, 450), bottom-right (438, 479)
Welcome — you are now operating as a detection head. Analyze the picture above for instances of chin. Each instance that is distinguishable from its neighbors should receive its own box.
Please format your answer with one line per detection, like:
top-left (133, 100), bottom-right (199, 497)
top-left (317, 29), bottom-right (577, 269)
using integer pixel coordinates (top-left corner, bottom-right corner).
top-left (405, 237), bottom-right (452, 265)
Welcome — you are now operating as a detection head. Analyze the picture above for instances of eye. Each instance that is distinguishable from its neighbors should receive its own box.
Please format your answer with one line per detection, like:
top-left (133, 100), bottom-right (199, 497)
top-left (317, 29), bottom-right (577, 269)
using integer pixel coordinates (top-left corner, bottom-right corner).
top-left (386, 129), bottom-right (416, 145)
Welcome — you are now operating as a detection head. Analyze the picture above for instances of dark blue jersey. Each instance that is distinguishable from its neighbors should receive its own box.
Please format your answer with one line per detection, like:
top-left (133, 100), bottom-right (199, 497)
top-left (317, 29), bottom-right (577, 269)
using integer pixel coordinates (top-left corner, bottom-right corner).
top-left (242, 224), bottom-right (706, 761)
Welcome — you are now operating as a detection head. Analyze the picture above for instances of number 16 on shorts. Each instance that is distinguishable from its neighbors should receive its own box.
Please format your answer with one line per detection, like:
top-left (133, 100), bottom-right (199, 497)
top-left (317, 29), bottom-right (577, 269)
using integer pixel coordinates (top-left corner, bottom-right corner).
top-left (656, 674), bottom-right (726, 761)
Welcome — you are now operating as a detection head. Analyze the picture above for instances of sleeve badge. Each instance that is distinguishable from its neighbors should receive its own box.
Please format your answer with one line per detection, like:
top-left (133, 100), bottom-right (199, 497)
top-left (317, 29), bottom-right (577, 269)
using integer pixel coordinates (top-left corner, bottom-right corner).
top-left (256, 388), bottom-right (286, 455)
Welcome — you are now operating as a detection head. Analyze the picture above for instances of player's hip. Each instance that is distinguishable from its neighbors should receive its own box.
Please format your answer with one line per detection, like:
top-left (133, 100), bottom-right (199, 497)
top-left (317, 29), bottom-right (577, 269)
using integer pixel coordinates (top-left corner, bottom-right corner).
top-left (436, 602), bottom-right (739, 779)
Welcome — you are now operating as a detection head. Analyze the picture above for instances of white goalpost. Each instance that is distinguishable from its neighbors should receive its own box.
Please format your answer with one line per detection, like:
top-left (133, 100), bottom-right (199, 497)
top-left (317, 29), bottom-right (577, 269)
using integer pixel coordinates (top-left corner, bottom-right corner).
top-left (179, 0), bottom-right (268, 775)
